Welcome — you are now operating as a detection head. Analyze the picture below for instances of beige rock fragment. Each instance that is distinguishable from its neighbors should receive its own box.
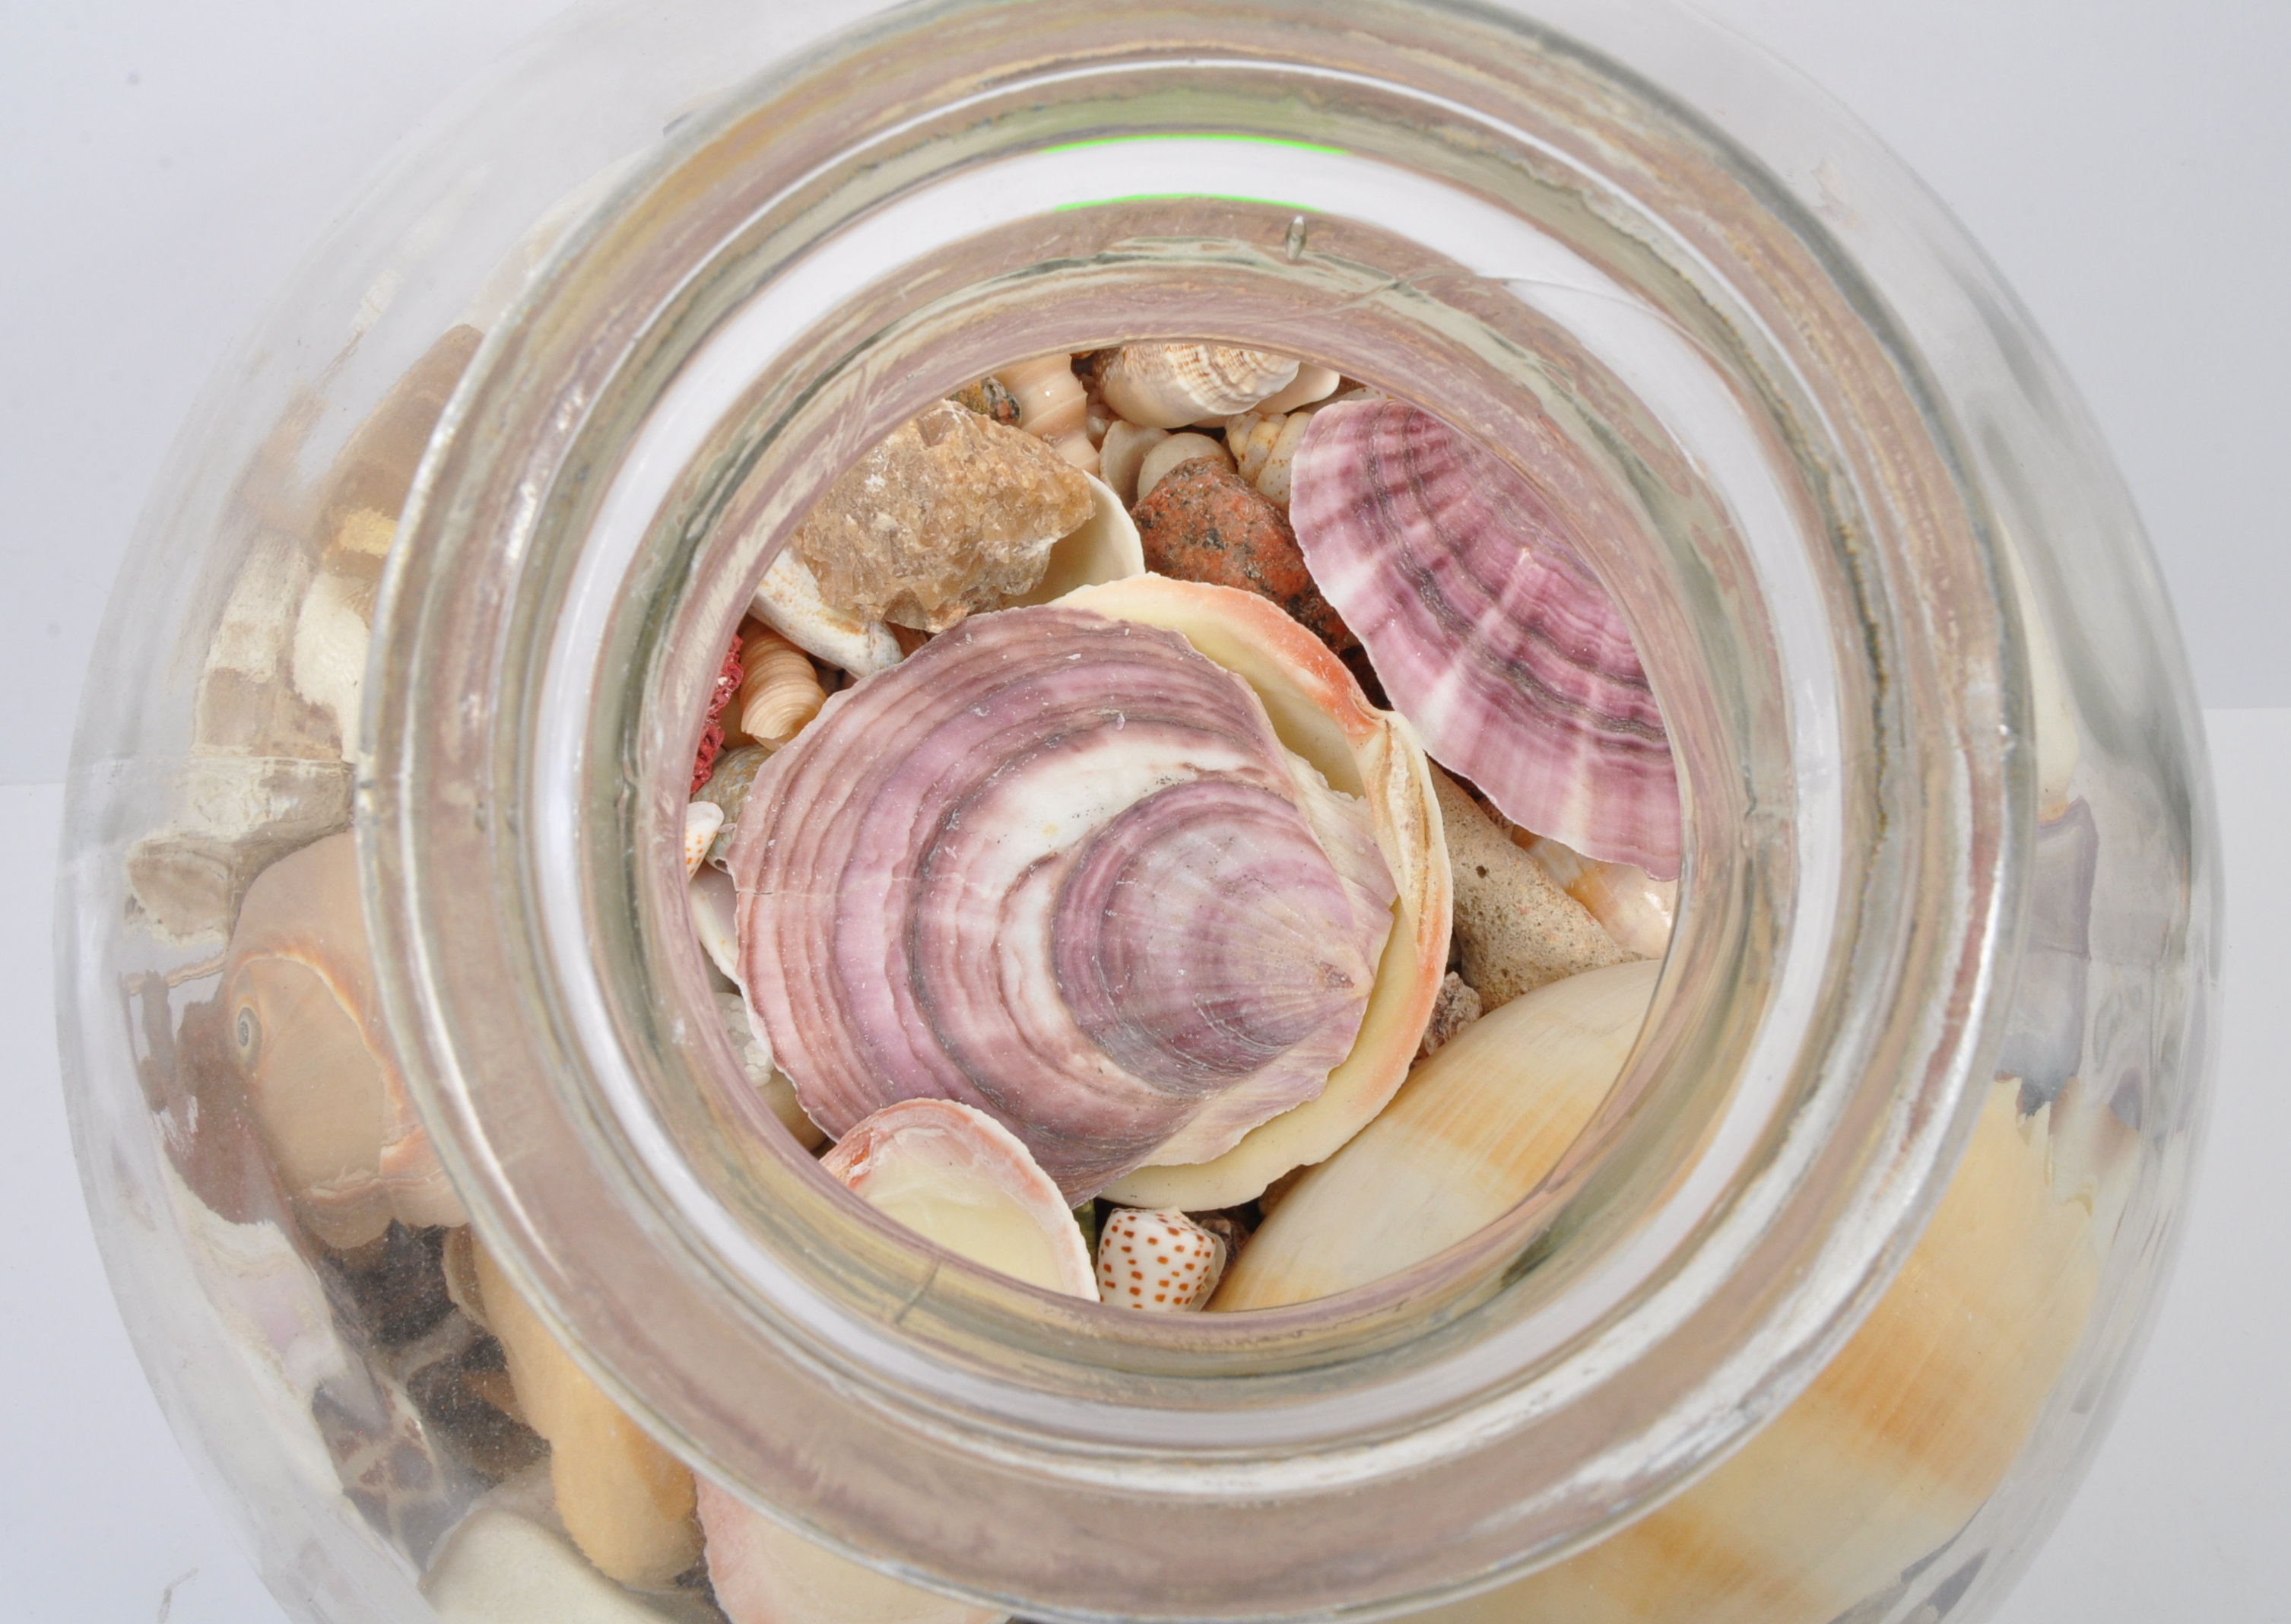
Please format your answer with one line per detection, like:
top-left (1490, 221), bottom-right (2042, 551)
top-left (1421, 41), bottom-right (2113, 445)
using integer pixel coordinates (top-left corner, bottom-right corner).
top-left (1432, 767), bottom-right (1629, 1009)
top-left (792, 401), bottom-right (1095, 632)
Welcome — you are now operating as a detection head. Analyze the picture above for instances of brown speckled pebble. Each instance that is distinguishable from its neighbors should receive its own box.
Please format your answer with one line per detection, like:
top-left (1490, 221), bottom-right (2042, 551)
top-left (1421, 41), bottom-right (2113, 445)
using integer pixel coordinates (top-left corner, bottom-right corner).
top-left (1132, 457), bottom-right (1357, 652)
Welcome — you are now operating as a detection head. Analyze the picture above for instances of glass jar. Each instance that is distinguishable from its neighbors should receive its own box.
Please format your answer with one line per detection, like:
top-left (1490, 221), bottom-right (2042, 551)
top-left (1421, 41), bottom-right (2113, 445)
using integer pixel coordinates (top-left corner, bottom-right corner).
top-left (60, 1), bottom-right (2216, 1620)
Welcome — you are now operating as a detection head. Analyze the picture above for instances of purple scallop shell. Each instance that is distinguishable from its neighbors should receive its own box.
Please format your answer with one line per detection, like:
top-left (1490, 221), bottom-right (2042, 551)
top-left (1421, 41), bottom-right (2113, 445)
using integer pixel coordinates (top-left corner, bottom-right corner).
top-left (1290, 399), bottom-right (1680, 879)
top-left (725, 604), bottom-right (1396, 1202)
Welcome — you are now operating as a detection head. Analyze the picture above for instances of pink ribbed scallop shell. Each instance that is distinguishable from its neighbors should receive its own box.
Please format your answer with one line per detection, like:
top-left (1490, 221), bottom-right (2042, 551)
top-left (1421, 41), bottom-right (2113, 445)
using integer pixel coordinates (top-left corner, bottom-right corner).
top-left (1290, 399), bottom-right (1679, 879)
top-left (725, 604), bottom-right (1397, 1202)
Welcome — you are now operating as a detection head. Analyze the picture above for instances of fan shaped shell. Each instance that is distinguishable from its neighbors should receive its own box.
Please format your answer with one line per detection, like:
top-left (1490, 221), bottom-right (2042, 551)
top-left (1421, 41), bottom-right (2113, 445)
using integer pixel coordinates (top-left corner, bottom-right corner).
top-left (1290, 398), bottom-right (1680, 878)
top-left (727, 603), bottom-right (1398, 1201)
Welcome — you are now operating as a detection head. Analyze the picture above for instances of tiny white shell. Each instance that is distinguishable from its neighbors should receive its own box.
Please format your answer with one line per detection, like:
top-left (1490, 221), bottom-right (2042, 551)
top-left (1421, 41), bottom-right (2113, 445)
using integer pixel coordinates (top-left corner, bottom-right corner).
top-left (1252, 363), bottom-right (1342, 417)
top-left (684, 801), bottom-right (725, 878)
top-left (1135, 433), bottom-right (1233, 503)
top-left (689, 864), bottom-right (741, 980)
top-left (1098, 420), bottom-right (1169, 506)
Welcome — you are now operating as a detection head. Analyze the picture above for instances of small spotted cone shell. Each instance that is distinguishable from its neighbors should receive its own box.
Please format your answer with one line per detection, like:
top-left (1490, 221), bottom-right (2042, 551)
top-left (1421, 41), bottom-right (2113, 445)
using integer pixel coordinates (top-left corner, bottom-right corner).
top-left (1097, 1207), bottom-right (1228, 1310)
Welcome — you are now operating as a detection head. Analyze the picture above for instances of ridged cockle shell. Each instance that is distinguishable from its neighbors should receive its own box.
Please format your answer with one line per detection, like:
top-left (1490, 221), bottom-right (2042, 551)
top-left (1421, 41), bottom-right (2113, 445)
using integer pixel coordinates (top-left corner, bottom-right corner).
top-left (1097, 343), bottom-right (1302, 430)
top-left (727, 602), bottom-right (1399, 1203)
top-left (1291, 398), bottom-right (1680, 878)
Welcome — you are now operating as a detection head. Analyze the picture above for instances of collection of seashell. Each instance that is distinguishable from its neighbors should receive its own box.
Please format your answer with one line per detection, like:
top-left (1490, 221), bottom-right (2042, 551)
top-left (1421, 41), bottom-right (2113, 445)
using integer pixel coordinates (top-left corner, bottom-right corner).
top-left (144, 324), bottom-right (2111, 1624)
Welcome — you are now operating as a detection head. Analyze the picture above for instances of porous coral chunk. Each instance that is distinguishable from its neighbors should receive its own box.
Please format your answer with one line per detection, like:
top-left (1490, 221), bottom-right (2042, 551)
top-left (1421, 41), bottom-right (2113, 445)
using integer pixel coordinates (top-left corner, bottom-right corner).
top-left (793, 400), bottom-right (1093, 631)
top-left (1131, 457), bottom-right (1354, 652)
top-left (1433, 767), bottom-right (1629, 1009)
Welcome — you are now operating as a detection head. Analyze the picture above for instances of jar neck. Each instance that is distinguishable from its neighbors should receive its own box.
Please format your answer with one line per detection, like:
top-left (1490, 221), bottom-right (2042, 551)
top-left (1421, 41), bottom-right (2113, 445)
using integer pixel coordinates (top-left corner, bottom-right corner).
top-left (364, 1), bottom-right (2026, 1615)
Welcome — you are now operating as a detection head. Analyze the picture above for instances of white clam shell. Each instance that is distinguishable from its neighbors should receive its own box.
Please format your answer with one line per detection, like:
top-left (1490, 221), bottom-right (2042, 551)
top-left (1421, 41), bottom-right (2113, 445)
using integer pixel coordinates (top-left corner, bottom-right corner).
top-left (1097, 420), bottom-right (1169, 506)
top-left (1097, 343), bottom-right (1302, 430)
top-left (748, 550), bottom-right (902, 677)
top-left (1134, 432), bottom-right (1233, 503)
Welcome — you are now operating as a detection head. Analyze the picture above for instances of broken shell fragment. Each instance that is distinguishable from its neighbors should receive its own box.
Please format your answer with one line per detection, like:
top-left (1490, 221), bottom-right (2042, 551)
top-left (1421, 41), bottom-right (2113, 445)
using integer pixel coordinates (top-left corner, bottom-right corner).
top-left (730, 600), bottom-right (1401, 1203)
top-left (682, 803), bottom-right (723, 879)
top-left (822, 1098), bottom-right (1098, 1297)
top-left (1132, 459), bottom-right (1354, 653)
top-left (1097, 420), bottom-right (1169, 506)
top-left (1292, 398), bottom-right (1680, 877)
top-left (732, 624), bottom-right (823, 747)
top-left (1006, 474), bottom-right (1144, 607)
top-left (1433, 767), bottom-right (1630, 1009)
top-left (468, 1239), bottom-right (701, 1591)
top-left (1134, 431), bottom-right (1232, 503)
top-left (1065, 576), bottom-right (1450, 1213)
top-left (747, 550), bottom-right (902, 677)
top-left (1096, 342), bottom-right (1301, 430)
top-left (223, 830), bottom-right (465, 1247)
top-left (1511, 826), bottom-right (1677, 960)
top-left (1096, 1207), bottom-right (1228, 1310)
top-left (791, 400), bottom-right (1095, 633)
top-left (1214, 958), bottom-right (1655, 1309)
top-left (692, 744), bottom-right (770, 870)
top-left (994, 352), bottom-right (1098, 474)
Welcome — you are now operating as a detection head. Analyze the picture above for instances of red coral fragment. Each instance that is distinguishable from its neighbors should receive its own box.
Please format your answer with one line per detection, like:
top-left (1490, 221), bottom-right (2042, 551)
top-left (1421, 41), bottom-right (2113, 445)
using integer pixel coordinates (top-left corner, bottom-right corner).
top-left (690, 633), bottom-right (745, 794)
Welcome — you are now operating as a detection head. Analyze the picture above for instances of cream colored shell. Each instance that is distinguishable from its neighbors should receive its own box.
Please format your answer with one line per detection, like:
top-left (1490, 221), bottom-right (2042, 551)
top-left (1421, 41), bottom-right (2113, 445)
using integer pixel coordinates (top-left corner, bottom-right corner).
top-left (994, 353), bottom-right (1099, 474)
top-left (468, 1239), bottom-right (701, 1591)
top-left (1096, 342), bottom-right (1301, 430)
top-left (222, 831), bottom-right (465, 1248)
top-left (1214, 958), bottom-right (1655, 1308)
top-left (1134, 432), bottom-right (1232, 503)
top-left (733, 624), bottom-right (824, 748)
top-left (1401, 1077), bottom-right (2100, 1623)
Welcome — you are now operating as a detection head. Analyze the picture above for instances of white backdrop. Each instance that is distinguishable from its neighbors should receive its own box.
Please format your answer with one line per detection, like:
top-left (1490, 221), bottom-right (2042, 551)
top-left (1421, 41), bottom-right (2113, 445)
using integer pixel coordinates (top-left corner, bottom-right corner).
top-left (3, 2), bottom-right (2285, 1620)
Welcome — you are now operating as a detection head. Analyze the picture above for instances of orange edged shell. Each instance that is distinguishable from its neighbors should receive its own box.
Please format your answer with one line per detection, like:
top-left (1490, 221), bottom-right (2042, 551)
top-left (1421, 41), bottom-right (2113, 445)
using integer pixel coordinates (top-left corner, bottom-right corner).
top-left (221, 831), bottom-right (465, 1247)
top-left (1070, 576), bottom-right (1452, 1210)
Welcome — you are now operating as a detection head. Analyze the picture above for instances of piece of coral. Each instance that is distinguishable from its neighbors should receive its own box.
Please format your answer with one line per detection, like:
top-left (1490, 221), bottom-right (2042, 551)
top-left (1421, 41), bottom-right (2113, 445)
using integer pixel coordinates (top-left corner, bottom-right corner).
top-left (1433, 768), bottom-right (1630, 1009)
